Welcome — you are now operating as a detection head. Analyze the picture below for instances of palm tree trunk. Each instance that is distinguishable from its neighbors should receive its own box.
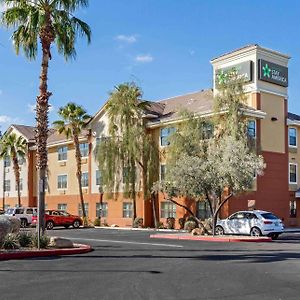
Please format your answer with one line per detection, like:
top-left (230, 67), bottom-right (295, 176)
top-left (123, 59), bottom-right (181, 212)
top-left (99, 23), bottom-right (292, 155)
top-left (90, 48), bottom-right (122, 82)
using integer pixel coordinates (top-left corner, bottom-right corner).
top-left (36, 18), bottom-right (55, 234)
top-left (74, 133), bottom-right (87, 226)
top-left (12, 155), bottom-right (21, 207)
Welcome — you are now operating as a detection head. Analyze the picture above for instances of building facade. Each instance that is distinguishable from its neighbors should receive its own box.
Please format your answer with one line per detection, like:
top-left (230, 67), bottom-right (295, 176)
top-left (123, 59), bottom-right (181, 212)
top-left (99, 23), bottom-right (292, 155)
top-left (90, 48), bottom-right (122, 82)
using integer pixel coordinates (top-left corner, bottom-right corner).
top-left (1, 44), bottom-right (300, 227)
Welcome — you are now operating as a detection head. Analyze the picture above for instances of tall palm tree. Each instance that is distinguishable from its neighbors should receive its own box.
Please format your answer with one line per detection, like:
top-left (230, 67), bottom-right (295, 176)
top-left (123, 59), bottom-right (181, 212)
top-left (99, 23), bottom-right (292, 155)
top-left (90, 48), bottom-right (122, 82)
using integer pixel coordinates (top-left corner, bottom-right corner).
top-left (97, 82), bottom-right (158, 225)
top-left (53, 102), bottom-right (91, 226)
top-left (0, 133), bottom-right (27, 207)
top-left (1, 0), bottom-right (91, 232)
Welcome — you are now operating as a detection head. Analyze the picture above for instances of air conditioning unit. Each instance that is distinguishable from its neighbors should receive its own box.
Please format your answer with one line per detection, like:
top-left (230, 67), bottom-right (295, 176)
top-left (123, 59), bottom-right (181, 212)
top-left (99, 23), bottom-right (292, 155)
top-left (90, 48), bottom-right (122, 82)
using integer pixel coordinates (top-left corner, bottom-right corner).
top-left (82, 158), bottom-right (88, 164)
top-left (83, 188), bottom-right (88, 194)
top-left (59, 161), bottom-right (67, 166)
top-left (5, 168), bottom-right (9, 173)
top-left (59, 190), bottom-right (66, 195)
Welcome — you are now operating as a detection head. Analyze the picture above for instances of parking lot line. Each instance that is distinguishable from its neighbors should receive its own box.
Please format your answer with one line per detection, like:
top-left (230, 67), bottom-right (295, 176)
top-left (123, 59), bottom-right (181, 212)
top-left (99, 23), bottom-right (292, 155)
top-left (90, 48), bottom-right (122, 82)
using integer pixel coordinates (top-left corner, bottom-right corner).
top-left (63, 237), bottom-right (184, 248)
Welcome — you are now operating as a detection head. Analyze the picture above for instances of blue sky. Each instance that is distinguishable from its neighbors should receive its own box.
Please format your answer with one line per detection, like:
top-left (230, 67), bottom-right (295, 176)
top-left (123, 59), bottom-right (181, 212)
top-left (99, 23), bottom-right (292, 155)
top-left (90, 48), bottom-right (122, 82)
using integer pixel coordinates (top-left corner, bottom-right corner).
top-left (1, 0), bottom-right (300, 132)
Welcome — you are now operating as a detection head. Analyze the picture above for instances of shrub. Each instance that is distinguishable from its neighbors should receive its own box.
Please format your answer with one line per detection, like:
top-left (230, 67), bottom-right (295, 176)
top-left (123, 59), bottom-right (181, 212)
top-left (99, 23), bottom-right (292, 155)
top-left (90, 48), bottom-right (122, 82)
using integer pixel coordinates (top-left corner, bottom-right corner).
top-left (178, 218), bottom-right (185, 229)
top-left (17, 231), bottom-right (33, 248)
top-left (184, 220), bottom-right (197, 232)
top-left (133, 217), bottom-right (143, 228)
top-left (32, 234), bottom-right (50, 249)
top-left (166, 217), bottom-right (175, 229)
top-left (94, 218), bottom-right (101, 226)
top-left (103, 220), bottom-right (109, 227)
top-left (2, 233), bottom-right (19, 250)
top-left (158, 222), bottom-right (165, 229)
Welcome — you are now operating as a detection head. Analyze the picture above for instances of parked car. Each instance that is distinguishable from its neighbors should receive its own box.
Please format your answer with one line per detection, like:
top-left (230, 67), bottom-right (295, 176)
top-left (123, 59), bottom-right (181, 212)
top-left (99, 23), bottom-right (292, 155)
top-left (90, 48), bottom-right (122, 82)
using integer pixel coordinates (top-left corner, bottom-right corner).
top-left (216, 210), bottom-right (284, 239)
top-left (5, 207), bottom-right (37, 227)
top-left (31, 209), bottom-right (82, 230)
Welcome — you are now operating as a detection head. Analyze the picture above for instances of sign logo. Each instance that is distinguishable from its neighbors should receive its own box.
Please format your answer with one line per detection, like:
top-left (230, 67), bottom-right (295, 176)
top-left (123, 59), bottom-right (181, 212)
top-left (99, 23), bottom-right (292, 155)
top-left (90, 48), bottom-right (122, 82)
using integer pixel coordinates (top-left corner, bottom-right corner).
top-left (258, 59), bottom-right (288, 87)
top-left (262, 64), bottom-right (271, 78)
top-left (215, 61), bottom-right (252, 86)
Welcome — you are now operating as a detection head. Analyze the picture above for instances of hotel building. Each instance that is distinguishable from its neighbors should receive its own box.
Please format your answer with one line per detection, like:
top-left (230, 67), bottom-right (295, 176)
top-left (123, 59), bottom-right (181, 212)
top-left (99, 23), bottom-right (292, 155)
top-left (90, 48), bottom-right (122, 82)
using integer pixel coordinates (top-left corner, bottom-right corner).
top-left (1, 44), bottom-right (299, 227)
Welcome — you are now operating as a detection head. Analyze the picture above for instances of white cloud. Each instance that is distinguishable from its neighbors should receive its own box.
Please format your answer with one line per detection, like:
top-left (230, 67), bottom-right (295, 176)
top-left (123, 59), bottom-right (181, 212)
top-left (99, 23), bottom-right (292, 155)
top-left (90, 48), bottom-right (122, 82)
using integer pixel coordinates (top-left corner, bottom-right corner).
top-left (115, 35), bottom-right (137, 44)
top-left (0, 115), bottom-right (12, 123)
top-left (0, 90), bottom-right (3, 96)
top-left (135, 54), bottom-right (153, 63)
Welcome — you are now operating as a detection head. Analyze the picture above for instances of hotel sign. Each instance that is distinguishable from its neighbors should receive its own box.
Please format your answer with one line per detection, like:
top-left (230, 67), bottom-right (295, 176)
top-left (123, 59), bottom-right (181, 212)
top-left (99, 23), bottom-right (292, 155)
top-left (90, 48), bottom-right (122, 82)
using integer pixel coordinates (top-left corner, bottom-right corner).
top-left (258, 59), bottom-right (288, 87)
top-left (216, 61), bottom-right (253, 86)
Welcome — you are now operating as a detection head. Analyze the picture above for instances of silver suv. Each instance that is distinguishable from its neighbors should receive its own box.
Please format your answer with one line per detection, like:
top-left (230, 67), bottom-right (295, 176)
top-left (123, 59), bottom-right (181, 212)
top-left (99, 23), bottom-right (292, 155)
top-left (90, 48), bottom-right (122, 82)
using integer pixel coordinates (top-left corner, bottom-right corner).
top-left (5, 207), bottom-right (37, 227)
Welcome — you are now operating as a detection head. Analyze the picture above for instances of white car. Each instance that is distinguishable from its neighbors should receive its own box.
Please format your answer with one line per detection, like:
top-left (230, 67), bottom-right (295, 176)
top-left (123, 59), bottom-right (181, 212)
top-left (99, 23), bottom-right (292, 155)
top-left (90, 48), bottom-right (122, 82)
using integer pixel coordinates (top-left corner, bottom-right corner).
top-left (5, 207), bottom-right (37, 228)
top-left (216, 210), bottom-right (284, 239)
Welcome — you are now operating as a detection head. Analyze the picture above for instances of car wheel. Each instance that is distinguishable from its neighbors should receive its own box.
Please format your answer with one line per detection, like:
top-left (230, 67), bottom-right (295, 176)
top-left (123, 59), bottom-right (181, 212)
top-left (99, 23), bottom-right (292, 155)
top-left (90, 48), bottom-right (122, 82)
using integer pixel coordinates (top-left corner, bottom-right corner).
top-left (46, 221), bottom-right (54, 230)
top-left (73, 220), bottom-right (81, 229)
top-left (250, 227), bottom-right (262, 237)
top-left (215, 226), bottom-right (225, 235)
top-left (20, 219), bottom-right (28, 228)
top-left (271, 233), bottom-right (279, 240)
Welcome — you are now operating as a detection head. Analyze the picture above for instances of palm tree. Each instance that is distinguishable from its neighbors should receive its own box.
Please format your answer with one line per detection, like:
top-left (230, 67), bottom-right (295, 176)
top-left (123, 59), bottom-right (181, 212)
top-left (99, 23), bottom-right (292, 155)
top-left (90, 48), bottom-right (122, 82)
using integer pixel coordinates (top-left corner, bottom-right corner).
top-left (1, 0), bottom-right (91, 232)
top-left (53, 102), bottom-right (91, 226)
top-left (0, 133), bottom-right (27, 207)
top-left (97, 82), bottom-right (158, 225)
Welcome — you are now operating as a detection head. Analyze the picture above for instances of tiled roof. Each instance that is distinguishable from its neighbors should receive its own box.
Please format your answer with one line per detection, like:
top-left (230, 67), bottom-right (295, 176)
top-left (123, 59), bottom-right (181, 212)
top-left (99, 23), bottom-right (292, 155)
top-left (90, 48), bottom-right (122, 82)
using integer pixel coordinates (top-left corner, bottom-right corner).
top-left (11, 124), bottom-right (36, 142)
top-left (47, 128), bottom-right (89, 146)
top-left (288, 112), bottom-right (300, 121)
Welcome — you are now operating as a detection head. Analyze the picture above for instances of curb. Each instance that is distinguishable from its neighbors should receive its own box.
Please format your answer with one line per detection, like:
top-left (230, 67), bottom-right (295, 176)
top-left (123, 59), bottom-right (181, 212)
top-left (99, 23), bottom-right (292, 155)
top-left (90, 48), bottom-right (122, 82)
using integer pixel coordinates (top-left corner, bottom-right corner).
top-left (150, 234), bottom-right (272, 243)
top-left (0, 243), bottom-right (93, 261)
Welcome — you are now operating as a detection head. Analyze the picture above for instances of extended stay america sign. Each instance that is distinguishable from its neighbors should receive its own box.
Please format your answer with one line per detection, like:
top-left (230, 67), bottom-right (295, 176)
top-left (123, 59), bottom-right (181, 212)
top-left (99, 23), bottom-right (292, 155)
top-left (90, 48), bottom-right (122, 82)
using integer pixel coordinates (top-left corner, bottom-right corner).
top-left (258, 59), bottom-right (288, 87)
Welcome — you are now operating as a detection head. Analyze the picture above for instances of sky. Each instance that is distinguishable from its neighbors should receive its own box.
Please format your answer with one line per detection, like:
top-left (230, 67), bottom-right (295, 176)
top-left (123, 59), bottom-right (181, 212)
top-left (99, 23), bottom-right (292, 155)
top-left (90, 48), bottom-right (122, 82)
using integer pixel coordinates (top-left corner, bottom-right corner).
top-left (1, 0), bottom-right (300, 132)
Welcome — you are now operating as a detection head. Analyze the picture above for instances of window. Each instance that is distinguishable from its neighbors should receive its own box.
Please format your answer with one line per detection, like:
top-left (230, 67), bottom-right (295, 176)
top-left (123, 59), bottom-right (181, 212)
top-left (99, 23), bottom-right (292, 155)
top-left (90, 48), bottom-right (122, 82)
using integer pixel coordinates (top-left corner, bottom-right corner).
top-left (78, 203), bottom-right (89, 217)
top-left (160, 164), bottom-right (166, 182)
top-left (57, 175), bottom-right (68, 189)
top-left (15, 178), bottom-right (23, 191)
top-left (160, 127), bottom-right (175, 146)
top-left (58, 146), bottom-right (68, 161)
top-left (80, 143), bottom-right (89, 157)
top-left (160, 201), bottom-right (176, 218)
top-left (202, 122), bottom-right (214, 139)
top-left (247, 120), bottom-right (256, 138)
top-left (289, 163), bottom-right (297, 184)
top-left (290, 200), bottom-right (297, 218)
top-left (96, 170), bottom-right (102, 186)
top-left (289, 128), bottom-right (297, 147)
top-left (58, 203), bottom-right (67, 211)
top-left (96, 202), bottom-right (108, 218)
top-left (196, 201), bottom-right (211, 220)
top-left (81, 172), bottom-right (89, 188)
top-left (4, 180), bottom-right (10, 192)
top-left (123, 202), bottom-right (133, 218)
top-left (4, 156), bottom-right (10, 167)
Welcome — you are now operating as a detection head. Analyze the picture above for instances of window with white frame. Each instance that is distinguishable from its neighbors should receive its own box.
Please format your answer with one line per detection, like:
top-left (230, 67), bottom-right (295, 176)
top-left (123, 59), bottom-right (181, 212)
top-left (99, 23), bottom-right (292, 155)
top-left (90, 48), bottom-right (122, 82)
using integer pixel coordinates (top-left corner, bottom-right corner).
top-left (122, 202), bottom-right (133, 218)
top-left (160, 164), bottom-right (166, 182)
top-left (247, 120), bottom-right (256, 138)
top-left (289, 163), bottom-right (297, 184)
top-left (58, 203), bottom-right (67, 211)
top-left (160, 201), bottom-right (176, 218)
top-left (78, 203), bottom-right (89, 217)
top-left (80, 143), bottom-right (89, 157)
top-left (290, 200), bottom-right (297, 218)
top-left (58, 146), bottom-right (68, 161)
top-left (96, 202), bottom-right (108, 218)
top-left (4, 156), bottom-right (10, 167)
top-left (15, 178), bottom-right (23, 191)
top-left (81, 172), bottom-right (89, 187)
top-left (4, 180), bottom-right (10, 192)
top-left (57, 175), bottom-right (67, 189)
top-left (289, 127), bottom-right (297, 147)
top-left (160, 127), bottom-right (176, 146)
top-left (96, 170), bottom-right (102, 186)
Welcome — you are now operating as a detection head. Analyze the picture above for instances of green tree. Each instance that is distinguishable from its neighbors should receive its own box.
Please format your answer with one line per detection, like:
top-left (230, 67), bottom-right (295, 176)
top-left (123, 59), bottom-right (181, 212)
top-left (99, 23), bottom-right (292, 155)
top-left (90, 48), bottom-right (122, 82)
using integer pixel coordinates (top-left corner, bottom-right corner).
top-left (1, 0), bottom-right (91, 232)
top-left (53, 102), bottom-right (91, 226)
top-left (157, 71), bottom-right (265, 234)
top-left (0, 133), bottom-right (27, 207)
top-left (97, 82), bottom-right (159, 225)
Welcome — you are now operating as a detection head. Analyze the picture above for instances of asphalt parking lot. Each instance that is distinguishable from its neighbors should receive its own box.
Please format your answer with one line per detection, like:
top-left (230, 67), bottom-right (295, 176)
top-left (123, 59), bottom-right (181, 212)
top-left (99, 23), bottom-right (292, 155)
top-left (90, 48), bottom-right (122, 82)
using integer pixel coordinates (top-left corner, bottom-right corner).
top-left (1, 228), bottom-right (300, 300)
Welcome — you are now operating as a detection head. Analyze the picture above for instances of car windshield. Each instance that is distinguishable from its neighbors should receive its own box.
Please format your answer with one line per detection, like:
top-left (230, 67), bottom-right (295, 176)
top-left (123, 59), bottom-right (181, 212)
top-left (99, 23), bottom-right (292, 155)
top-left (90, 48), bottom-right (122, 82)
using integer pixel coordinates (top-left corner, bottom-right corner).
top-left (6, 208), bottom-right (14, 215)
top-left (261, 213), bottom-right (279, 220)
